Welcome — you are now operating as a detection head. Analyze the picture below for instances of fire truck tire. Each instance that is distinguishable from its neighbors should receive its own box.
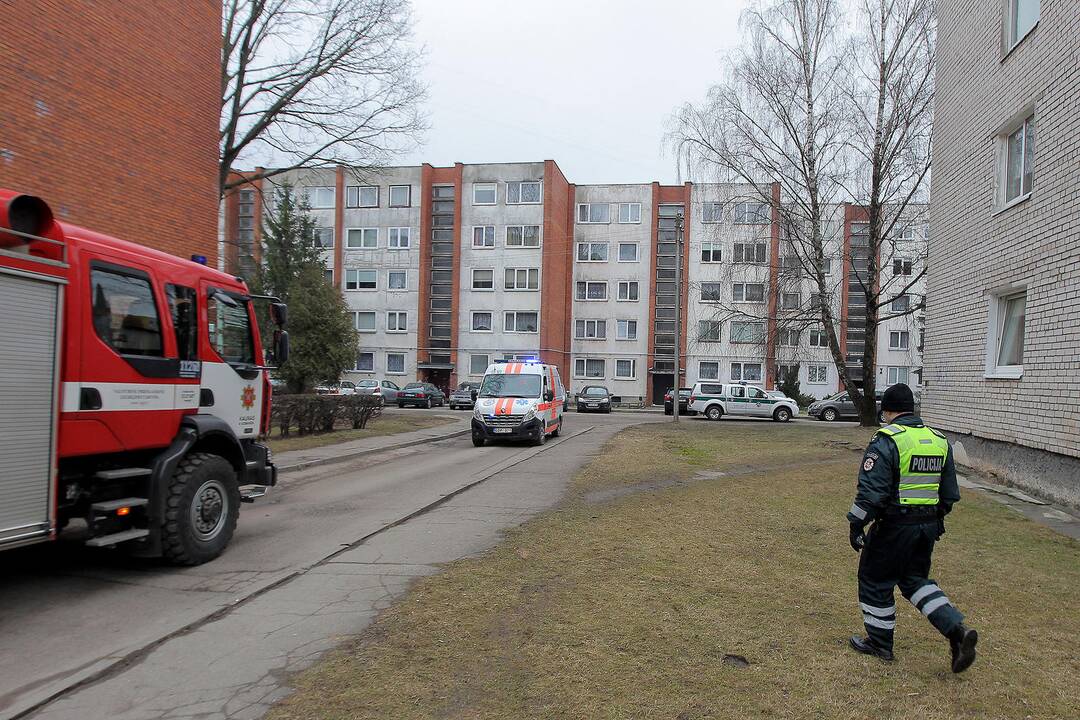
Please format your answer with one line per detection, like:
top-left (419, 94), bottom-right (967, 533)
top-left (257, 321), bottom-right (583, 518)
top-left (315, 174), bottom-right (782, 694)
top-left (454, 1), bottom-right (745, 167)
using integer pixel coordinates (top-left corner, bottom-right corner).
top-left (161, 452), bottom-right (240, 566)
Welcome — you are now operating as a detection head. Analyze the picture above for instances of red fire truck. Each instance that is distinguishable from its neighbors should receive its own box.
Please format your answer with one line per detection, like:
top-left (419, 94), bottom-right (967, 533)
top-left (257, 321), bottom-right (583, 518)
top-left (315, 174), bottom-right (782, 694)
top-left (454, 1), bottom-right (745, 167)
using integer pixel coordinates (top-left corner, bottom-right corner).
top-left (0, 190), bottom-right (287, 564)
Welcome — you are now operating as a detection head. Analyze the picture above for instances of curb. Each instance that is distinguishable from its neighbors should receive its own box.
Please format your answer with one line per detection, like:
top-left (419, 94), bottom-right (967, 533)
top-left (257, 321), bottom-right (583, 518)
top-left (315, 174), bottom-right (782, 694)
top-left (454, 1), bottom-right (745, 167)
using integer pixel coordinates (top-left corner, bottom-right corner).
top-left (275, 428), bottom-right (470, 475)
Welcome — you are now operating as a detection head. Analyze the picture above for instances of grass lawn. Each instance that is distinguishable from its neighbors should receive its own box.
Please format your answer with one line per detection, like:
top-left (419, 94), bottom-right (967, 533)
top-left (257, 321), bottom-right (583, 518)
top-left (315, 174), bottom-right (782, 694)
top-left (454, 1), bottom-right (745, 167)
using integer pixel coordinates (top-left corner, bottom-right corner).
top-left (270, 421), bottom-right (1080, 720)
top-left (264, 412), bottom-right (457, 454)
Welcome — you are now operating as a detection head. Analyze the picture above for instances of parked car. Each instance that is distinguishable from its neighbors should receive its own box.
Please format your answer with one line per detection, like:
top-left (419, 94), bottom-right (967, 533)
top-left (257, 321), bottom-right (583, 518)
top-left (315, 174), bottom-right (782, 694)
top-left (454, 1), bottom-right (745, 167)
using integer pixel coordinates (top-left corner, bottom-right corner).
top-left (449, 382), bottom-right (479, 410)
top-left (576, 385), bottom-right (612, 413)
top-left (664, 387), bottom-right (696, 416)
top-left (313, 381), bottom-right (356, 396)
top-left (808, 389), bottom-right (889, 423)
top-left (355, 379), bottom-right (401, 404)
top-left (398, 382), bottom-right (446, 409)
top-left (688, 382), bottom-right (799, 422)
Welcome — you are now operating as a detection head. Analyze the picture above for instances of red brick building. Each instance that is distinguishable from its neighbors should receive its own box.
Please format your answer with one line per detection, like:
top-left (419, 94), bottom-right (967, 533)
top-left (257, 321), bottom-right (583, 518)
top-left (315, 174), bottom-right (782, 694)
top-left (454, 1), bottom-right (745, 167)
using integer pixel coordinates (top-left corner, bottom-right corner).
top-left (0, 1), bottom-right (220, 263)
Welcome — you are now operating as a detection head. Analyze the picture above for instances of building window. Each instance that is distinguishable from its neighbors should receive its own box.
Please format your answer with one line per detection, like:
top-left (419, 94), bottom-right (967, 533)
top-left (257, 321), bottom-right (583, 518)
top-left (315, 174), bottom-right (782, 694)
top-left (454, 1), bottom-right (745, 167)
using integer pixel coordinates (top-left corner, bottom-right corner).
top-left (618, 203), bottom-right (641, 224)
top-left (889, 331), bottom-right (910, 350)
top-left (575, 319), bottom-right (606, 339)
top-left (698, 320), bottom-right (721, 342)
top-left (386, 352), bottom-right (406, 374)
top-left (778, 328), bottom-right (799, 347)
top-left (345, 269), bottom-right (377, 290)
top-left (616, 319), bottom-right (637, 340)
top-left (900, 224), bottom-right (929, 242)
top-left (473, 226), bottom-right (495, 248)
top-left (388, 227), bottom-right (411, 249)
top-left (615, 359), bottom-right (636, 378)
top-left (1005, 0), bottom-right (1039, 49)
top-left (731, 362), bottom-right (762, 382)
top-left (346, 227), bottom-right (378, 249)
top-left (819, 258), bottom-right (833, 275)
top-left (577, 203), bottom-right (611, 224)
top-left (471, 311), bottom-right (493, 332)
top-left (1003, 114), bottom-right (1035, 204)
top-left (387, 271), bottom-right (407, 291)
top-left (506, 180), bottom-right (542, 204)
top-left (893, 259), bottom-right (913, 276)
top-left (470, 354), bottom-right (489, 375)
top-left (576, 281), bottom-right (608, 300)
top-left (781, 292), bottom-right (800, 310)
top-left (324, 269), bottom-right (334, 284)
top-left (306, 186), bottom-right (335, 209)
top-left (618, 243), bottom-right (639, 262)
top-left (387, 311), bottom-right (407, 332)
top-left (988, 289), bottom-right (1026, 376)
top-left (702, 202), bottom-right (724, 223)
top-left (886, 366), bottom-right (909, 385)
top-left (504, 267), bottom-right (539, 290)
top-left (389, 185), bottom-right (411, 208)
top-left (577, 242), bottom-right (609, 262)
top-left (891, 295), bottom-right (910, 312)
top-left (355, 352), bottom-right (374, 371)
top-left (617, 281), bottom-right (639, 301)
top-left (312, 227), bottom-right (334, 248)
top-left (506, 225), bottom-right (541, 247)
top-left (808, 364), bottom-right (828, 384)
top-left (733, 283), bottom-right (765, 302)
top-left (809, 328), bottom-right (829, 347)
top-left (352, 311), bottom-right (376, 332)
top-left (777, 363), bottom-right (799, 382)
top-left (574, 358), bottom-right (605, 378)
top-left (731, 321), bottom-right (765, 344)
top-left (472, 269), bottom-right (494, 290)
top-left (473, 183), bottom-right (497, 205)
top-left (346, 186), bottom-right (378, 208)
top-left (733, 241), bottom-right (767, 264)
top-left (701, 282), bottom-right (723, 302)
top-left (699, 361), bottom-right (720, 380)
top-left (733, 202), bottom-right (770, 224)
top-left (504, 311), bottom-right (539, 333)
top-left (701, 241), bottom-right (722, 263)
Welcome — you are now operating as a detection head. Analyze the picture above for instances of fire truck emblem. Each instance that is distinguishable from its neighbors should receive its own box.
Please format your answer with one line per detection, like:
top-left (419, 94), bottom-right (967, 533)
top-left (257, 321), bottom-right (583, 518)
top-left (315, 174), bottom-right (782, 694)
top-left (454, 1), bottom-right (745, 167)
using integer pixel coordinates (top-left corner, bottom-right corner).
top-left (241, 385), bottom-right (256, 410)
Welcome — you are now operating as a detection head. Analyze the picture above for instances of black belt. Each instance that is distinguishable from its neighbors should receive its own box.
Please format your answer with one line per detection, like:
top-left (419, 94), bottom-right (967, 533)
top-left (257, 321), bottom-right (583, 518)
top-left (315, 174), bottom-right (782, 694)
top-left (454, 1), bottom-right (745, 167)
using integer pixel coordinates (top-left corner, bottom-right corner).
top-left (883, 506), bottom-right (939, 524)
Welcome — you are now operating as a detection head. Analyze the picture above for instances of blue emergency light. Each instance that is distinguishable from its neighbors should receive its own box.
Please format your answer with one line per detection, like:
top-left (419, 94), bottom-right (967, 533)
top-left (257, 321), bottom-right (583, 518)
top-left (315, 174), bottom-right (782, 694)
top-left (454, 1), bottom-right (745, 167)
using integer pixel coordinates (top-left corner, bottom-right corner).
top-left (190, 254), bottom-right (208, 265)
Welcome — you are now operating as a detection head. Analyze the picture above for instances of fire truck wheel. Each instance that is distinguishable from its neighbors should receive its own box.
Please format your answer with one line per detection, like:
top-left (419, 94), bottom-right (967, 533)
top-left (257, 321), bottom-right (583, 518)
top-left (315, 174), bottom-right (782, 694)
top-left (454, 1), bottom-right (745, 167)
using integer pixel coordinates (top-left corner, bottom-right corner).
top-left (162, 453), bottom-right (240, 566)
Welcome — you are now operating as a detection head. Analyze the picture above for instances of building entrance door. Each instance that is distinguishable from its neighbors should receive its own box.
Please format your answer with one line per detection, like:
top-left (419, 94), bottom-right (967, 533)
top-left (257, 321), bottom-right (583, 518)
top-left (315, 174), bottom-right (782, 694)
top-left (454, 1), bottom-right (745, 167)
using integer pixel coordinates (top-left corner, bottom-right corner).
top-left (651, 373), bottom-right (674, 406)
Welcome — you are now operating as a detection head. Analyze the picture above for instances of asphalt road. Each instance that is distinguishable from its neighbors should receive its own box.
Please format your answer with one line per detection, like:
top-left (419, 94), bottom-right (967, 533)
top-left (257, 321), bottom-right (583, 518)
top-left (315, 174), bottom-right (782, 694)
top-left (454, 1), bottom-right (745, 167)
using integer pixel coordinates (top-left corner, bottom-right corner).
top-left (0, 411), bottom-right (653, 720)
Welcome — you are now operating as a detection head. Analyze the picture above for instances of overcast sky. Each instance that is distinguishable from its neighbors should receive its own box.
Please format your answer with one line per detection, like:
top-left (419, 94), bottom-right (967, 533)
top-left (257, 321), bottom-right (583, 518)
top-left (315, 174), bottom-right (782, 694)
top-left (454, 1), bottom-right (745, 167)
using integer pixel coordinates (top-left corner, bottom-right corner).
top-left (402, 0), bottom-right (746, 185)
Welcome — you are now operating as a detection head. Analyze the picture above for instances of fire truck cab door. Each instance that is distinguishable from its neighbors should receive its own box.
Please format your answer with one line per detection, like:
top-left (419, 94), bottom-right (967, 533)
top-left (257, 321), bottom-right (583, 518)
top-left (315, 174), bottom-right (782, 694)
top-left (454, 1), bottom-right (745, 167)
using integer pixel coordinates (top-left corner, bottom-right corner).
top-left (202, 285), bottom-right (262, 439)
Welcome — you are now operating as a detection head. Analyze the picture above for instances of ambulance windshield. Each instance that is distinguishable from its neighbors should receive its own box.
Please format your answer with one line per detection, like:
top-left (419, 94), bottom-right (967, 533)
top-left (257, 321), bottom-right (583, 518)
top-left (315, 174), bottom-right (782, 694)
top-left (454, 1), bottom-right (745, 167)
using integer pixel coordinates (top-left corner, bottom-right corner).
top-left (479, 373), bottom-right (542, 399)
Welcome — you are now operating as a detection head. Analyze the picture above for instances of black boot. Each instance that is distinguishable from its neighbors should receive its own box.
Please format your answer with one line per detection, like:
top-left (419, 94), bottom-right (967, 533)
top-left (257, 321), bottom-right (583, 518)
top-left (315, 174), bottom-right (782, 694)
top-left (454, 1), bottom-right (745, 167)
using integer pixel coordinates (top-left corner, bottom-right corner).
top-left (849, 635), bottom-right (894, 662)
top-left (949, 625), bottom-right (978, 673)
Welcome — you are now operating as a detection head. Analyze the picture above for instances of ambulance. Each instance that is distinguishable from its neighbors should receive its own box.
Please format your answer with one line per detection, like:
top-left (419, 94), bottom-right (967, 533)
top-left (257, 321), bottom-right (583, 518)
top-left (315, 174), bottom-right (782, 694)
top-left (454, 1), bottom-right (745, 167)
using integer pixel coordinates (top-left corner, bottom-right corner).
top-left (471, 359), bottom-right (566, 446)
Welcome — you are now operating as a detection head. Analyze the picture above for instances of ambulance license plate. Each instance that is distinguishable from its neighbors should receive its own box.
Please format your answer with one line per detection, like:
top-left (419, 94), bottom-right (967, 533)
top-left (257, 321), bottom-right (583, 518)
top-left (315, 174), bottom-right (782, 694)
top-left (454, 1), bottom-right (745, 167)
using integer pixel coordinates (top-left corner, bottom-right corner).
top-left (493, 428), bottom-right (512, 434)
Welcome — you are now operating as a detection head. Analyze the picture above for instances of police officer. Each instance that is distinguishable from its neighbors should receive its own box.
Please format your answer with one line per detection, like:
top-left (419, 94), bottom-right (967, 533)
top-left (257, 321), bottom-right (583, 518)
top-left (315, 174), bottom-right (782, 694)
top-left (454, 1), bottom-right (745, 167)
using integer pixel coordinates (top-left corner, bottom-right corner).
top-left (847, 383), bottom-right (978, 672)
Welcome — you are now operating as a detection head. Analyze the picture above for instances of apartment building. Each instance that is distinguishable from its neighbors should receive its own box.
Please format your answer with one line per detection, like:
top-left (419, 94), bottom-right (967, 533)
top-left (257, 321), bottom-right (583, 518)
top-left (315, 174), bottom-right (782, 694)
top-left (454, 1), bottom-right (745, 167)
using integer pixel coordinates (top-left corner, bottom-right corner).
top-left (226, 161), bottom-right (925, 405)
top-left (922, 0), bottom-right (1080, 505)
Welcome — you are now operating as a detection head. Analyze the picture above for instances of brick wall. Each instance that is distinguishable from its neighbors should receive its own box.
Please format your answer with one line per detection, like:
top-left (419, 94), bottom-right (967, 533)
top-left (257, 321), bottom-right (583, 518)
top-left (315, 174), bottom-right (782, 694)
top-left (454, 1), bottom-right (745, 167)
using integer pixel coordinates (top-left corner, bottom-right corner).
top-left (923, 0), bottom-right (1080, 459)
top-left (0, 1), bottom-right (220, 264)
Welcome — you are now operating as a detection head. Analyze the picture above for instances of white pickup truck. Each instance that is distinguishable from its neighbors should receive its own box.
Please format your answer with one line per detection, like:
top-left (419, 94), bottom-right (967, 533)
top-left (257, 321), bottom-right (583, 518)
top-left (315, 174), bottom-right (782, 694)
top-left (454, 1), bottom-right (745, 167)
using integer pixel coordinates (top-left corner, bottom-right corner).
top-left (688, 382), bottom-right (798, 422)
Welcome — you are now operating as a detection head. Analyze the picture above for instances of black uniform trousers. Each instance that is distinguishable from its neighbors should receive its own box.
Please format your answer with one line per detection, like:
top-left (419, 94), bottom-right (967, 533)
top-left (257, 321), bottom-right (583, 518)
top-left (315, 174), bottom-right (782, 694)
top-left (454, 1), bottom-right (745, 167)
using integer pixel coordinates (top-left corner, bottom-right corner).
top-left (857, 518), bottom-right (965, 652)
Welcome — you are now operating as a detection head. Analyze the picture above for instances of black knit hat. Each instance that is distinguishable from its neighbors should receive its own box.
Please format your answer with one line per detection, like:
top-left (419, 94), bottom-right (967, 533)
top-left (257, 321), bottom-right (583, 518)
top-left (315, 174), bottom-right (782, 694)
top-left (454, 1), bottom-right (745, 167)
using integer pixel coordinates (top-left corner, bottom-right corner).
top-left (881, 383), bottom-right (915, 414)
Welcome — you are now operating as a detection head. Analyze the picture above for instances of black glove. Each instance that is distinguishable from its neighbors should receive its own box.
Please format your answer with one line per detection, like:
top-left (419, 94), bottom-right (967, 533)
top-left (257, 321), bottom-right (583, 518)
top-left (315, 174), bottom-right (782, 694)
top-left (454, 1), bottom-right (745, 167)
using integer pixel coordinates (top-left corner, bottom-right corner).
top-left (849, 523), bottom-right (866, 552)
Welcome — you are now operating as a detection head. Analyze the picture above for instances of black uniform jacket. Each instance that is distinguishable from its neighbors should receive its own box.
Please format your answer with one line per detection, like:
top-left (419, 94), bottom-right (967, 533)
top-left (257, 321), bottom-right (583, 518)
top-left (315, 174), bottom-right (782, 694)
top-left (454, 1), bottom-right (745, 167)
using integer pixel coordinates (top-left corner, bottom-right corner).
top-left (847, 414), bottom-right (961, 526)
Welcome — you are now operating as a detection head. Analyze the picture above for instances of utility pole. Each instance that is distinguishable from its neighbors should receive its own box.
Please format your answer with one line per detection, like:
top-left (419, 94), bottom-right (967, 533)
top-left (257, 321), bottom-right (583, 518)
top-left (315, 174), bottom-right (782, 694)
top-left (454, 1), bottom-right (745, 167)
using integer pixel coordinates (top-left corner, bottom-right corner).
top-left (673, 211), bottom-right (684, 424)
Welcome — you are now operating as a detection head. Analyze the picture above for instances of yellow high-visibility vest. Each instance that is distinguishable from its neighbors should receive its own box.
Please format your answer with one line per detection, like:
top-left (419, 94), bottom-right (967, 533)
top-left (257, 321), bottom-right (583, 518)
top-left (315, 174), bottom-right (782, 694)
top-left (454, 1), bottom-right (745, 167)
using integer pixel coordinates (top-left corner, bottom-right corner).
top-left (877, 424), bottom-right (950, 506)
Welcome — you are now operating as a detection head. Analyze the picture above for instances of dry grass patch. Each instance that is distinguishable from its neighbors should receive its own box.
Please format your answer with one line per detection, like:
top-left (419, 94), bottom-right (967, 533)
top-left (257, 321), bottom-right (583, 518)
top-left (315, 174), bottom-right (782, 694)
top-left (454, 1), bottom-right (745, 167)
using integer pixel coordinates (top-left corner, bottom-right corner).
top-left (265, 413), bottom-right (456, 454)
top-left (271, 421), bottom-right (1080, 720)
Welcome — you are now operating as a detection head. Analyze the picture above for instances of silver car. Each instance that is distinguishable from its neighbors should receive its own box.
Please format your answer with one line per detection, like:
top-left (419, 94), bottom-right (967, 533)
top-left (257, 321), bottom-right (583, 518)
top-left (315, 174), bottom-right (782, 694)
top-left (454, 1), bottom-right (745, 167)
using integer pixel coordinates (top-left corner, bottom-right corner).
top-left (355, 379), bottom-right (401, 405)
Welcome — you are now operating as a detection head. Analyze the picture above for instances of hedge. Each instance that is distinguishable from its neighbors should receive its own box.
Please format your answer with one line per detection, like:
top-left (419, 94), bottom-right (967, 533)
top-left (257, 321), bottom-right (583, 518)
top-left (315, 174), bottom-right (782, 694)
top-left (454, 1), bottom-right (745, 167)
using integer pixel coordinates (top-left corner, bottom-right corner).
top-left (268, 394), bottom-right (383, 437)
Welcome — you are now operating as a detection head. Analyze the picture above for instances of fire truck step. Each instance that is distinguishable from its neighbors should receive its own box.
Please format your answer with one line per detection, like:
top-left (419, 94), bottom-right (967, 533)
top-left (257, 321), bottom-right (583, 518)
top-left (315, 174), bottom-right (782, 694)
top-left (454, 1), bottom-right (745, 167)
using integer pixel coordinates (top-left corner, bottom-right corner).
top-left (240, 487), bottom-right (267, 503)
top-left (85, 528), bottom-right (150, 547)
top-left (94, 468), bottom-right (152, 480)
top-left (91, 497), bottom-right (149, 513)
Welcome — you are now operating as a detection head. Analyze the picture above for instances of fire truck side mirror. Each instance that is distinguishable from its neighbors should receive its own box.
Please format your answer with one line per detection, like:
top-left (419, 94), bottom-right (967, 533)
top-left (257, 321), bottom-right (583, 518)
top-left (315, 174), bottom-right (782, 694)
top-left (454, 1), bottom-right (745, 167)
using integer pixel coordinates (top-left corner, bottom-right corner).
top-left (272, 329), bottom-right (290, 365)
top-left (270, 302), bottom-right (288, 327)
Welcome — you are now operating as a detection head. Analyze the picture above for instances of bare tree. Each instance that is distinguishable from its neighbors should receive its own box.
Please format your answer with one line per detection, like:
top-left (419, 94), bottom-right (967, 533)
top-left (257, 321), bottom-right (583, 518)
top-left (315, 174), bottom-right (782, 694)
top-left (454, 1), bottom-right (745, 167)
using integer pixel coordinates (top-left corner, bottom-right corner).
top-left (672, 0), bottom-right (934, 426)
top-left (220, 0), bottom-right (426, 196)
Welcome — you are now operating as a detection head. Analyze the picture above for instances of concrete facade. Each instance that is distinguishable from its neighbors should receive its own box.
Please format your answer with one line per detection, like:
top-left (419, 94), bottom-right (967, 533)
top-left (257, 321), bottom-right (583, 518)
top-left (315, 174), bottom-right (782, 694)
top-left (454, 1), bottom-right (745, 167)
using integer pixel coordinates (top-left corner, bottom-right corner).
top-left (922, 0), bottom-right (1080, 502)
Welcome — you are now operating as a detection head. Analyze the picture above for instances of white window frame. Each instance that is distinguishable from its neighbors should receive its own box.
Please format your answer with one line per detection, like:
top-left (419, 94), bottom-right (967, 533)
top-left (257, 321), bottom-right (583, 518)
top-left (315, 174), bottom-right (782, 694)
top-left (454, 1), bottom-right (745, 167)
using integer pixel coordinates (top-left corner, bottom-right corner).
top-left (733, 201), bottom-right (770, 224)
top-left (306, 186), bottom-right (335, 209)
top-left (1005, 0), bottom-right (1040, 51)
top-left (506, 180), bottom-right (542, 205)
top-left (702, 202), bottom-right (724, 223)
top-left (472, 225), bottom-right (495, 248)
top-left (697, 320), bottom-right (721, 343)
top-left (733, 241), bottom-right (767, 264)
top-left (617, 243), bottom-right (639, 262)
top-left (616, 319), bottom-right (637, 340)
top-left (346, 185), bottom-right (379, 208)
top-left (701, 241), bottom-right (722, 263)
top-left (471, 311), bottom-right (493, 333)
top-left (472, 182), bottom-right (497, 205)
top-left (781, 292), bottom-right (801, 310)
top-left (618, 203), bottom-right (641, 224)
top-left (886, 366), bottom-right (910, 386)
top-left (809, 328), bottom-right (829, 347)
top-left (355, 352), bottom-right (374, 372)
top-left (386, 352), bottom-right (406, 375)
top-left (388, 185), bottom-right (411, 208)
top-left (892, 258), bottom-right (914, 276)
top-left (985, 288), bottom-right (1026, 379)
top-left (698, 361), bottom-right (720, 380)
top-left (731, 362), bottom-right (762, 382)
top-left (617, 281), bottom-right (639, 302)
top-left (701, 282), bottom-right (723, 303)
top-left (890, 295), bottom-right (910, 313)
top-left (504, 311), bottom-right (539, 334)
top-left (387, 270), bottom-right (407, 291)
top-left (506, 225), bottom-right (541, 248)
top-left (353, 311), bottom-right (376, 333)
top-left (312, 227), bottom-right (334, 249)
top-left (1001, 114), bottom-right (1035, 206)
top-left (733, 283), bottom-right (765, 303)
top-left (615, 359), bottom-right (636, 379)
top-left (346, 227), bottom-right (378, 249)
top-left (577, 203), bottom-right (611, 224)
top-left (807, 364), bottom-right (828, 384)
top-left (889, 330), bottom-right (910, 350)
top-left (730, 321), bottom-right (765, 344)
top-left (576, 242), bottom-right (609, 262)
top-left (387, 227), bottom-right (411, 249)
top-left (576, 281), bottom-right (608, 301)
top-left (574, 357), bottom-right (605, 379)
top-left (504, 267), bottom-right (540, 291)
top-left (345, 269), bottom-right (377, 291)
top-left (470, 354), bottom-right (490, 375)
top-left (778, 328), bottom-right (799, 347)
top-left (575, 319), bottom-right (607, 340)
top-left (386, 311), bottom-right (407, 333)
top-left (471, 268), bottom-right (495, 291)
